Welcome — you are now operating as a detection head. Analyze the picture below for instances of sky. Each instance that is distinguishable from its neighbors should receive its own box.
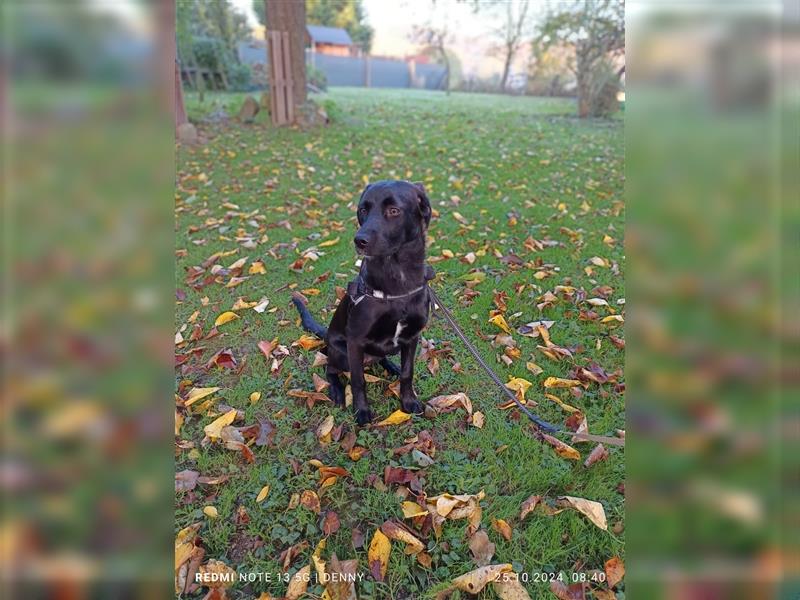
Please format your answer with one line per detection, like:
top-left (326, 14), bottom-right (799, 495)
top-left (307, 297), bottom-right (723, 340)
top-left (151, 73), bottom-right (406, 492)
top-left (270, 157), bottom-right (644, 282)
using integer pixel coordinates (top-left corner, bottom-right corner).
top-left (230, 0), bottom-right (548, 79)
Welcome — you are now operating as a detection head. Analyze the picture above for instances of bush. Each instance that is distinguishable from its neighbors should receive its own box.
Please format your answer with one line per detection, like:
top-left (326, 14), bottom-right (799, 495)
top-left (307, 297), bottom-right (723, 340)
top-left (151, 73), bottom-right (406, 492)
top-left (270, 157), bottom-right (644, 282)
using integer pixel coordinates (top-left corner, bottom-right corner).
top-left (307, 66), bottom-right (327, 91)
top-left (227, 63), bottom-right (251, 91)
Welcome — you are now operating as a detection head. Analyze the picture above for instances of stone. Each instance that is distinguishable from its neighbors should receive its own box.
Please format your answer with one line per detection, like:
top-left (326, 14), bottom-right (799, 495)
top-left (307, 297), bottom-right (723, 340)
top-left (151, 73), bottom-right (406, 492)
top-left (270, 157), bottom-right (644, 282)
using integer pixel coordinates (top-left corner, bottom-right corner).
top-left (176, 122), bottom-right (198, 144)
top-left (238, 96), bottom-right (260, 123)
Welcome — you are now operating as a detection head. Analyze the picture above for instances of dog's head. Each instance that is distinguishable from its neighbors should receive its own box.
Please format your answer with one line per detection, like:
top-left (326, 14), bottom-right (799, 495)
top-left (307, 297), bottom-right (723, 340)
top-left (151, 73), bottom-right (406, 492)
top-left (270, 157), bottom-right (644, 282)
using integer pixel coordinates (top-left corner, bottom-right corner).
top-left (353, 180), bottom-right (431, 257)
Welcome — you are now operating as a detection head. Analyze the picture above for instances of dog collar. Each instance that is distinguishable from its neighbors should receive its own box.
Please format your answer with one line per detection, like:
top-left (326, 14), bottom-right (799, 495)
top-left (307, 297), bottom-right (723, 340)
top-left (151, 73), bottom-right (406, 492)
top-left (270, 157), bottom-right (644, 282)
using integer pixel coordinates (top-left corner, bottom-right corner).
top-left (348, 277), bottom-right (427, 306)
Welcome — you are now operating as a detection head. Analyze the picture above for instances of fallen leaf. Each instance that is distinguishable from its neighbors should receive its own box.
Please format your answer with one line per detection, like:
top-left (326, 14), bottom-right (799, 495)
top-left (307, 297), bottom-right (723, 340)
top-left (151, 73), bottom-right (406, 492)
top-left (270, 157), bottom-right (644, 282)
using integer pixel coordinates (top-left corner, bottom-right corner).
top-left (376, 409), bottom-right (412, 426)
top-left (204, 410), bottom-right (237, 440)
top-left (214, 311), bottom-right (239, 327)
top-left (605, 556), bottom-right (625, 588)
top-left (401, 501), bottom-right (429, 518)
top-left (285, 565), bottom-right (310, 600)
top-left (203, 506), bottom-right (218, 519)
top-left (368, 528), bottom-right (391, 581)
top-left (427, 392), bottom-right (473, 416)
top-left (452, 564), bottom-right (513, 594)
top-left (543, 377), bottom-right (581, 389)
top-left (471, 411), bottom-right (485, 428)
top-left (294, 334), bottom-right (324, 351)
top-left (519, 495), bottom-right (541, 520)
top-left (322, 511), bottom-right (340, 536)
top-left (256, 485), bottom-right (270, 503)
top-left (300, 490), bottom-right (321, 514)
top-left (492, 575), bottom-right (532, 600)
top-left (544, 393), bottom-right (579, 413)
top-left (541, 433), bottom-right (581, 461)
top-left (319, 236), bottom-right (340, 247)
top-left (505, 377), bottom-right (533, 402)
top-left (584, 444), bottom-right (609, 468)
top-left (550, 580), bottom-right (586, 600)
top-left (185, 387), bottom-right (221, 406)
top-left (176, 470), bottom-right (199, 492)
top-left (380, 520), bottom-right (425, 554)
top-left (559, 496), bottom-right (608, 530)
top-left (316, 415), bottom-right (335, 442)
top-left (468, 529), bottom-right (495, 566)
top-left (197, 559), bottom-right (235, 588)
top-left (489, 314), bottom-right (512, 334)
top-left (253, 298), bottom-right (270, 313)
top-left (492, 518), bottom-right (513, 541)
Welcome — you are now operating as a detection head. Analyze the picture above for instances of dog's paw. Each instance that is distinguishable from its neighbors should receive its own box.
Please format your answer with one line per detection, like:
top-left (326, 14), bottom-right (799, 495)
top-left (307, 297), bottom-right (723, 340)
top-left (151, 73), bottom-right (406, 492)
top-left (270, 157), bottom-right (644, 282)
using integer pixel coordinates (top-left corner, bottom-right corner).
top-left (401, 397), bottom-right (424, 415)
top-left (329, 385), bottom-right (345, 407)
top-left (354, 407), bottom-right (374, 426)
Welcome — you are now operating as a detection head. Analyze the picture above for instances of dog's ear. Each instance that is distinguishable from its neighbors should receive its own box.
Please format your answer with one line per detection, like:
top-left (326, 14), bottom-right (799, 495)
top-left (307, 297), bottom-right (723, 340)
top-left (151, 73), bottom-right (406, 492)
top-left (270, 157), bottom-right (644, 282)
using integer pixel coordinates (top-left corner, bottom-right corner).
top-left (412, 182), bottom-right (431, 229)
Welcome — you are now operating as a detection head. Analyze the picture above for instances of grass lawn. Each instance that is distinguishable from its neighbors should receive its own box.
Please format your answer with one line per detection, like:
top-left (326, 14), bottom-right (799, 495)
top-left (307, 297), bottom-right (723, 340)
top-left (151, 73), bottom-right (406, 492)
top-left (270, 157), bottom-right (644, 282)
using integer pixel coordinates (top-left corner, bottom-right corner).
top-left (176, 87), bottom-right (625, 600)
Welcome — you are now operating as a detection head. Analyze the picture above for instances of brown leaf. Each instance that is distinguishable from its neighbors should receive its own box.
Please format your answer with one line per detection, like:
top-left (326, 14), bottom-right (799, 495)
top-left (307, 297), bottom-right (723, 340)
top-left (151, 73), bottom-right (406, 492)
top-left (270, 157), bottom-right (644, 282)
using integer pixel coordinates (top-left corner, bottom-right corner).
top-left (519, 495), bottom-right (541, 520)
top-left (176, 470), bottom-right (199, 492)
top-left (468, 529), bottom-right (495, 566)
top-left (300, 490), bottom-right (321, 514)
top-left (380, 520), bottom-right (425, 554)
top-left (584, 444), bottom-right (609, 468)
top-left (322, 511), bottom-right (341, 536)
top-left (313, 372), bottom-right (329, 392)
top-left (351, 528), bottom-right (365, 549)
top-left (558, 496), bottom-right (608, 531)
top-left (550, 580), bottom-right (586, 600)
top-left (604, 556), bottom-right (625, 588)
top-left (492, 575), bottom-right (532, 600)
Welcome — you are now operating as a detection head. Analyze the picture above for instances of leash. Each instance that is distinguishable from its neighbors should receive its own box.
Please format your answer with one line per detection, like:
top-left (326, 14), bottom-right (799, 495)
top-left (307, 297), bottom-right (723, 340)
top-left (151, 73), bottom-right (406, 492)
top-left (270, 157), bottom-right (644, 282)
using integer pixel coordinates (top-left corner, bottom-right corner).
top-left (427, 285), bottom-right (625, 448)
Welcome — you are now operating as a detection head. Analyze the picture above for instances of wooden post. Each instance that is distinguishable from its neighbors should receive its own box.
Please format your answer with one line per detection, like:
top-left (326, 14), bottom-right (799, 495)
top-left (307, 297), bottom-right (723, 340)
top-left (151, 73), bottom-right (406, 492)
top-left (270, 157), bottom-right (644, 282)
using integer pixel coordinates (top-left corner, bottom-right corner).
top-left (267, 30), bottom-right (295, 126)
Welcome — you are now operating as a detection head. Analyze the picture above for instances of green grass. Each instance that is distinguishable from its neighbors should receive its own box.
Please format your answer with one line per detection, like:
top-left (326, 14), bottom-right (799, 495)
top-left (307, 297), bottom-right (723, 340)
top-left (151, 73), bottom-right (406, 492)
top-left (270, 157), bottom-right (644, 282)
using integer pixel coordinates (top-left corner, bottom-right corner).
top-left (176, 87), bottom-right (624, 599)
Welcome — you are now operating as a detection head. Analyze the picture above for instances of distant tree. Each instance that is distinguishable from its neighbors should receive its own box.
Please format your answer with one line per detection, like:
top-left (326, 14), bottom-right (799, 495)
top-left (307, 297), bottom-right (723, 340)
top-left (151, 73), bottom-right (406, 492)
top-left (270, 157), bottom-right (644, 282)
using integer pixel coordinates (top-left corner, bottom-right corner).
top-left (536, 0), bottom-right (624, 117)
top-left (254, 0), bottom-right (374, 54)
top-left (411, 25), bottom-right (454, 94)
top-left (492, 0), bottom-right (531, 92)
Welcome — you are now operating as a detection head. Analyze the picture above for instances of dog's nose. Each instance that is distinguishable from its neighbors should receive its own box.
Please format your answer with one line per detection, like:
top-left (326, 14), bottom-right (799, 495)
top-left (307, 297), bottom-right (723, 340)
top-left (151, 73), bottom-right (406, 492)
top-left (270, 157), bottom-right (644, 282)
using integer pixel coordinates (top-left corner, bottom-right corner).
top-left (354, 234), bottom-right (370, 250)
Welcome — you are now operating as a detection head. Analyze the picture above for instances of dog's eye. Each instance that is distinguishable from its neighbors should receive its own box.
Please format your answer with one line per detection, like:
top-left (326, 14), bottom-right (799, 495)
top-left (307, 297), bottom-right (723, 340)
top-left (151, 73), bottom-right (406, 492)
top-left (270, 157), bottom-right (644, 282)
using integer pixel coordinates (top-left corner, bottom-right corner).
top-left (386, 207), bottom-right (401, 217)
top-left (358, 207), bottom-right (367, 216)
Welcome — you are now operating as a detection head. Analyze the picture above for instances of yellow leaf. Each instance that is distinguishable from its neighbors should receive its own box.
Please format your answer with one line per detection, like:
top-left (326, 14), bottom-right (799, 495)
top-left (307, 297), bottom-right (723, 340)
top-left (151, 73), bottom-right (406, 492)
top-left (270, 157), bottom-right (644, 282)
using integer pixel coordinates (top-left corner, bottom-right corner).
top-left (376, 409), bottom-right (412, 426)
top-left (544, 393), bottom-right (579, 413)
top-left (175, 410), bottom-right (184, 436)
top-left (319, 237), bottom-right (340, 247)
top-left (543, 377), bottom-right (581, 389)
top-left (442, 249), bottom-right (455, 258)
top-left (256, 485), bottom-right (270, 503)
top-left (526, 362), bottom-right (543, 375)
top-left (589, 256), bottom-right (609, 267)
top-left (214, 311), bottom-right (239, 327)
top-left (489, 314), bottom-right (512, 334)
top-left (493, 575), bottom-right (533, 600)
top-left (380, 521), bottom-right (425, 554)
top-left (248, 261), bottom-right (267, 275)
top-left (587, 297), bottom-right (609, 307)
top-left (401, 501), bottom-right (429, 518)
top-left (285, 565), bottom-right (311, 600)
top-left (452, 564), bottom-right (513, 594)
top-left (250, 391), bottom-right (262, 404)
top-left (204, 409), bottom-right (237, 440)
top-left (316, 415), bottom-right (334, 442)
top-left (541, 433), bottom-right (581, 461)
top-left (602, 314), bottom-right (624, 323)
top-left (295, 334), bottom-right (324, 351)
top-left (197, 559), bottom-right (236, 589)
top-left (505, 377), bottom-right (532, 402)
top-left (203, 506), bottom-right (218, 519)
top-left (492, 518), bottom-right (513, 541)
top-left (559, 495), bottom-right (608, 530)
top-left (185, 386), bottom-right (221, 406)
top-left (368, 528), bottom-right (391, 580)
top-left (471, 411), bottom-right (485, 428)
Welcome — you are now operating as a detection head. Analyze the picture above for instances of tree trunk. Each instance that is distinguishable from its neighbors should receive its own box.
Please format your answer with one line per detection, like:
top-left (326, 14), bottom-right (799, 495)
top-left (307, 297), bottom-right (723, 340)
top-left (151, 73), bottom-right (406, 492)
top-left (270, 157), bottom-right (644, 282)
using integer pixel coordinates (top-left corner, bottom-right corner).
top-left (500, 48), bottom-right (513, 93)
top-left (265, 0), bottom-right (307, 115)
top-left (175, 59), bottom-right (188, 127)
top-left (576, 45), bottom-right (591, 118)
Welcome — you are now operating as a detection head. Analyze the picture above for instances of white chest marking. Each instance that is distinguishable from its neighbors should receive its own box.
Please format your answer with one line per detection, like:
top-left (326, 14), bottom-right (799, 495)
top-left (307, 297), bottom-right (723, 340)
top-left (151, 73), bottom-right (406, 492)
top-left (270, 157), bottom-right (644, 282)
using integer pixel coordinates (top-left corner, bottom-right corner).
top-left (392, 321), bottom-right (405, 346)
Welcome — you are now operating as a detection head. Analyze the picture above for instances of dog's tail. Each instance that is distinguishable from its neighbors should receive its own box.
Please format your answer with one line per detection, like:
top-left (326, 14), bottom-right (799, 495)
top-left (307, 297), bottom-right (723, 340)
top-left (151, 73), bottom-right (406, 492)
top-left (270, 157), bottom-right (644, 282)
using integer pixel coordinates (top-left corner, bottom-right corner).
top-left (291, 292), bottom-right (328, 339)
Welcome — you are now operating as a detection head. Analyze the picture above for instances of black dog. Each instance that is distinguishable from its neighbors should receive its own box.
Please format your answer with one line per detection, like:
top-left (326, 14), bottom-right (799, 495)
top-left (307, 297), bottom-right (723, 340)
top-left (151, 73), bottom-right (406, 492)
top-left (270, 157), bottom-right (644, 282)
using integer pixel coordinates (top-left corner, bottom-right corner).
top-left (292, 180), bottom-right (432, 425)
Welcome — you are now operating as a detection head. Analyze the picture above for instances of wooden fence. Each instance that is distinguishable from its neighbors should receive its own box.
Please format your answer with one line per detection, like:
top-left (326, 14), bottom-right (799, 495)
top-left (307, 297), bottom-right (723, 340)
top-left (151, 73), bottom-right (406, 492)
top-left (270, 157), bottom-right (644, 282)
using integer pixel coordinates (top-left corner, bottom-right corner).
top-left (267, 30), bottom-right (294, 126)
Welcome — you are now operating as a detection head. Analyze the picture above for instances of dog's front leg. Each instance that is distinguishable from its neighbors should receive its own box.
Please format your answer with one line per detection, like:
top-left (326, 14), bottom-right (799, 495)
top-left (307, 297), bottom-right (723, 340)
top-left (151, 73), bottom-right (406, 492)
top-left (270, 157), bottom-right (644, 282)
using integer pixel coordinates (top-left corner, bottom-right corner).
top-left (399, 336), bottom-right (423, 414)
top-left (348, 343), bottom-right (373, 425)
